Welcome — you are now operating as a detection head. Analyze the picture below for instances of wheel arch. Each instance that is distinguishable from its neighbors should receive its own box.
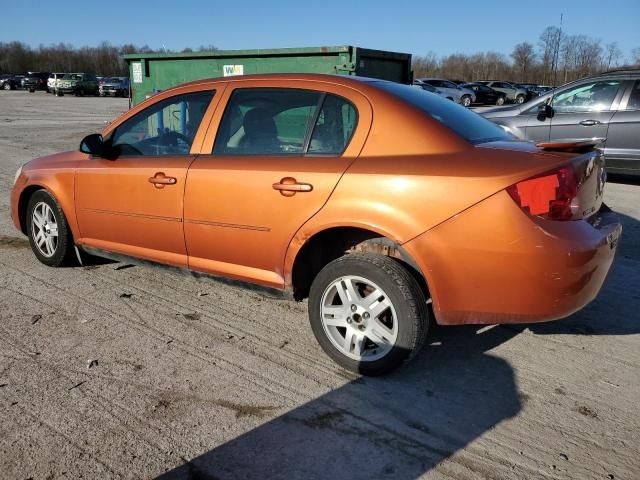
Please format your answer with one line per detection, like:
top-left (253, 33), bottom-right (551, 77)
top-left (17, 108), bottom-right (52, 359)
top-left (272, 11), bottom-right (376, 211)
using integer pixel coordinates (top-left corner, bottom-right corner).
top-left (17, 182), bottom-right (78, 240)
top-left (287, 225), bottom-right (431, 303)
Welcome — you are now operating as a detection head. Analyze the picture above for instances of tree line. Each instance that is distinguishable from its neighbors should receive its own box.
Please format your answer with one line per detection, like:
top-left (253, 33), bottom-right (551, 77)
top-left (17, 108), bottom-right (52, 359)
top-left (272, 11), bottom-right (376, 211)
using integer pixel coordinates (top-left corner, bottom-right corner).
top-left (0, 41), bottom-right (218, 76)
top-left (1, 29), bottom-right (639, 85)
top-left (414, 26), bottom-right (639, 86)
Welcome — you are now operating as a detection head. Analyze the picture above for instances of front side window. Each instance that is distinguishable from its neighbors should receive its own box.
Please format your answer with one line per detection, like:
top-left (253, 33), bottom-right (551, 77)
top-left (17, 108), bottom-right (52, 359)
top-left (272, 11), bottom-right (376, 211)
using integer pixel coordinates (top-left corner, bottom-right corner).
top-left (213, 88), bottom-right (358, 156)
top-left (552, 80), bottom-right (621, 113)
top-left (111, 90), bottom-right (215, 156)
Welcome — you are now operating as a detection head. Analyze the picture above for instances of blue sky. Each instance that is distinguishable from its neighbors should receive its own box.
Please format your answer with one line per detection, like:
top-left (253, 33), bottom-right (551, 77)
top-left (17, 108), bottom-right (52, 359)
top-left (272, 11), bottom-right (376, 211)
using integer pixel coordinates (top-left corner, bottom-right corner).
top-left (2, 0), bottom-right (639, 61)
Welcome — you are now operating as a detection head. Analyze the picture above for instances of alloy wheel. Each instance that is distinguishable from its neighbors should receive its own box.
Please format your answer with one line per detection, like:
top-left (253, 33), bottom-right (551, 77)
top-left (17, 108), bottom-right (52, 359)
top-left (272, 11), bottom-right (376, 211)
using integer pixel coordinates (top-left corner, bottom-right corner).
top-left (31, 201), bottom-right (58, 257)
top-left (320, 275), bottom-right (398, 362)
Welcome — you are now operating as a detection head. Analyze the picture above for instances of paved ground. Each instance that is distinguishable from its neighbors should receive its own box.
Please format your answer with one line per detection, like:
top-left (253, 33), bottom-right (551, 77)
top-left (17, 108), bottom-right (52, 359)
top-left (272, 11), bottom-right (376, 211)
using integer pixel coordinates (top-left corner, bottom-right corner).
top-left (0, 90), bottom-right (638, 480)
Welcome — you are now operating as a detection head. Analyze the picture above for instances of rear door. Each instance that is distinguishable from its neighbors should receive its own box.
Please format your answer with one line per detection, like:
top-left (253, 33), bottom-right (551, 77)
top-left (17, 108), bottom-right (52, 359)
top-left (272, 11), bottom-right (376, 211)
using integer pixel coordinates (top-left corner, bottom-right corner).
top-left (603, 79), bottom-right (640, 174)
top-left (183, 81), bottom-right (372, 288)
top-left (548, 79), bottom-right (625, 141)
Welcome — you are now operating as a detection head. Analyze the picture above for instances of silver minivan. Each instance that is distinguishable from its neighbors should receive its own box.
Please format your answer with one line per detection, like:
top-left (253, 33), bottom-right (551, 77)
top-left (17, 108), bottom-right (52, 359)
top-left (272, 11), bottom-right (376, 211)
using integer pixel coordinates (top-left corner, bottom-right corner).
top-left (481, 69), bottom-right (640, 176)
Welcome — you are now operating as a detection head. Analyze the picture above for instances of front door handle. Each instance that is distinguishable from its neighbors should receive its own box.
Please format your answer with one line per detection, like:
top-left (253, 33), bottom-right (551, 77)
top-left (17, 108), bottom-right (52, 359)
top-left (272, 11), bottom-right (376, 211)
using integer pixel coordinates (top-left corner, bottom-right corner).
top-left (272, 177), bottom-right (313, 197)
top-left (579, 119), bottom-right (601, 126)
top-left (149, 172), bottom-right (177, 189)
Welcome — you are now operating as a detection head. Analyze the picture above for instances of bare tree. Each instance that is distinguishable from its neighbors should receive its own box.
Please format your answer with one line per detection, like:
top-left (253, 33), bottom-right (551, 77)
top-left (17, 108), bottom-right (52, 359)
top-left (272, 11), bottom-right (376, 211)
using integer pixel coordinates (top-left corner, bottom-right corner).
top-left (602, 42), bottom-right (623, 70)
top-left (538, 26), bottom-right (562, 84)
top-left (511, 42), bottom-right (536, 82)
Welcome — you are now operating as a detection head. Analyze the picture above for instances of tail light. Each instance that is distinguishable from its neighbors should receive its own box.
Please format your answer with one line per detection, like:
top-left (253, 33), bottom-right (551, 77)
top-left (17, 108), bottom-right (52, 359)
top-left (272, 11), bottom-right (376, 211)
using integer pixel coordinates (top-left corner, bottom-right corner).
top-left (506, 165), bottom-right (578, 220)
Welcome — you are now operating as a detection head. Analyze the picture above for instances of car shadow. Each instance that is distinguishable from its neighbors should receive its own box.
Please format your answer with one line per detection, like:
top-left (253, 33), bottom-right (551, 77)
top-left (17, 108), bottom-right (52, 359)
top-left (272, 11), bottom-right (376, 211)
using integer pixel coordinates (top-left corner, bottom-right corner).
top-left (156, 324), bottom-right (522, 479)
top-left (155, 200), bottom-right (639, 479)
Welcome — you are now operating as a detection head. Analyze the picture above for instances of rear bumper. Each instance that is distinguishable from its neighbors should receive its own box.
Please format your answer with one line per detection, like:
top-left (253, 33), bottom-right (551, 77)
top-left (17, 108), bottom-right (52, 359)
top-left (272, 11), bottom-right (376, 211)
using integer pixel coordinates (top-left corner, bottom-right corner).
top-left (404, 191), bottom-right (622, 325)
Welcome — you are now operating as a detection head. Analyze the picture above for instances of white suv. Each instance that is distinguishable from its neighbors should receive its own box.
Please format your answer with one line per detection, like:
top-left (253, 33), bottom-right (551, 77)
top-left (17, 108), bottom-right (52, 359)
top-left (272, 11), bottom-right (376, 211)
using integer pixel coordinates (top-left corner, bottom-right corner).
top-left (47, 73), bottom-right (65, 93)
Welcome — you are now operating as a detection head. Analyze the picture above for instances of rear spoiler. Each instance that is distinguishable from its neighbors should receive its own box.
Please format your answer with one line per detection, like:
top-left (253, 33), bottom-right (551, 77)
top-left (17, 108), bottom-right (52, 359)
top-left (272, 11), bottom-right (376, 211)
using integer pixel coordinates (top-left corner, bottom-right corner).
top-left (536, 137), bottom-right (605, 153)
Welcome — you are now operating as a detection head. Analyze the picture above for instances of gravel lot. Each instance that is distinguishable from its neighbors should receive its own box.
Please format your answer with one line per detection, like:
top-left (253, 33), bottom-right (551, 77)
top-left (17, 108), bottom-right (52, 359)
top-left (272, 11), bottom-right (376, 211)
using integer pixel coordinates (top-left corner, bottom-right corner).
top-left (0, 90), bottom-right (639, 480)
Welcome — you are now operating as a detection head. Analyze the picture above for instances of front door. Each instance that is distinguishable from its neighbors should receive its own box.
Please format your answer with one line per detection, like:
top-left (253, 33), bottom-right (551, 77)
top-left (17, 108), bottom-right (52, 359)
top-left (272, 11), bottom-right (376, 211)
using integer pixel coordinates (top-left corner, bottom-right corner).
top-left (75, 90), bottom-right (216, 267)
top-left (184, 84), bottom-right (370, 288)
top-left (548, 79), bottom-right (624, 141)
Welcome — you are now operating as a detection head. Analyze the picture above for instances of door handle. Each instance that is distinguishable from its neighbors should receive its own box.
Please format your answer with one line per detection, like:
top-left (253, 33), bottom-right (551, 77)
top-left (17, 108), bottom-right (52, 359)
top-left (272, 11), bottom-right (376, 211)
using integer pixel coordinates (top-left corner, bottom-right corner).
top-left (579, 119), bottom-right (601, 126)
top-left (149, 172), bottom-right (177, 189)
top-left (272, 177), bottom-right (313, 197)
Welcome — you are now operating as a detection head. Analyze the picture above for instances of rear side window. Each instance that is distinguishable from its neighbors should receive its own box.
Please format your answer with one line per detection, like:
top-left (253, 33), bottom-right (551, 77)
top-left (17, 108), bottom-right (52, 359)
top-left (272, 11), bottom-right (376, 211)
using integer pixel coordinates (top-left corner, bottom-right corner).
top-left (111, 90), bottom-right (215, 156)
top-left (373, 80), bottom-right (511, 144)
top-left (213, 88), bottom-right (358, 156)
top-left (625, 80), bottom-right (640, 110)
top-left (308, 94), bottom-right (358, 155)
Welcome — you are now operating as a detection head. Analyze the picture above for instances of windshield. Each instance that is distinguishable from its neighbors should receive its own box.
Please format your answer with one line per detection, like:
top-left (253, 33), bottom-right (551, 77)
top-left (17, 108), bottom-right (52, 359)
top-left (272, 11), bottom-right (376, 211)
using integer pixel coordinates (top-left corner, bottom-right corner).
top-left (373, 80), bottom-right (512, 144)
top-left (104, 77), bottom-right (120, 83)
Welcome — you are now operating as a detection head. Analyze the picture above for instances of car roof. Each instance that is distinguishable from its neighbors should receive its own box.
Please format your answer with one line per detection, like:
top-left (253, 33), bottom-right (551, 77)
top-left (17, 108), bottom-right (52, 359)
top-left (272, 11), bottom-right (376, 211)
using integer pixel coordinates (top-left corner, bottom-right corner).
top-left (174, 73), bottom-right (402, 91)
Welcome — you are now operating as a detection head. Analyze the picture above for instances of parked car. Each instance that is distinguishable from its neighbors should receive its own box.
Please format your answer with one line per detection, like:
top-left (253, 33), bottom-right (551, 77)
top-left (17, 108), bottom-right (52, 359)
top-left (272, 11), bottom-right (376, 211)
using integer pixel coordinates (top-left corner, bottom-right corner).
top-left (481, 69), bottom-right (640, 176)
top-left (460, 83), bottom-right (506, 105)
top-left (54, 73), bottom-right (99, 96)
top-left (10, 74), bottom-right (621, 375)
top-left (0, 74), bottom-right (19, 90)
top-left (476, 81), bottom-right (528, 104)
top-left (23, 72), bottom-right (50, 92)
top-left (412, 81), bottom-right (454, 101)
top-left (99, 77), bottom-right (130, 97)
top-left (416, 78), bottom-right (476, 107)
top-left (47, 73), bottom-right (66, 93)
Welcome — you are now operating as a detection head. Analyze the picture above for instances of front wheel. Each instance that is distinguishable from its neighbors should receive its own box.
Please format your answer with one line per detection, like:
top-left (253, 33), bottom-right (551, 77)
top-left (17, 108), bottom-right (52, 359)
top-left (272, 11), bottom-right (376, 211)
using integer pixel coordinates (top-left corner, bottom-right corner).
top-left (515, 94), bottom-right (525, 104)
top-left (3, 83), bottom-right (11, 90)
top-left (496, 96), bottom-right (506, 106)
top-left (26, 190), bottom-right (76, 267)
top-left (461, 95), bottom-right (472, 107)
top-left (309, 253), bottom-right (429, 376)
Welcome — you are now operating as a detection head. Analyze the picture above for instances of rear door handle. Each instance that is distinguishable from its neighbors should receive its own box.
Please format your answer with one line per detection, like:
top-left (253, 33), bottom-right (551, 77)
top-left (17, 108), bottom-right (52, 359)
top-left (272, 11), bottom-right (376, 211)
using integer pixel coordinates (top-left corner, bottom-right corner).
top-left (272, 177), bottom-right (313, 197)
top-left (579, 119), bottom-right (601, 126)
top-left (149, 172), bottom-right (177, 188)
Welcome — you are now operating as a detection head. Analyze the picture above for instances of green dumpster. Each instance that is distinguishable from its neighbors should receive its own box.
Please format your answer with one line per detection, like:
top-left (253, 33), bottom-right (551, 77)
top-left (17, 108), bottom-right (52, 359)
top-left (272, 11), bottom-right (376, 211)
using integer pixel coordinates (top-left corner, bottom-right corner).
top-left (123, 46), bottom-right (412, 105)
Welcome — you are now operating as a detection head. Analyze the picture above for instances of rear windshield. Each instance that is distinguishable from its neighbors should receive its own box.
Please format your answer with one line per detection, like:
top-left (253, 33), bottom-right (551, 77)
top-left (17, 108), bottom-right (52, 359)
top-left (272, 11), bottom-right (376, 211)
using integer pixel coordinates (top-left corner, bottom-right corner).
top-left (373, 81), bottom-right (512, 144)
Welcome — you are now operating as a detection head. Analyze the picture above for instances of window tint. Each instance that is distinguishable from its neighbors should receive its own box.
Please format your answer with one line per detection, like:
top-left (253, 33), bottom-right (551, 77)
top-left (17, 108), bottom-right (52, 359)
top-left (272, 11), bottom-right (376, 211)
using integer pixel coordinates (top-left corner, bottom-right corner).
top-left (111, 90), bottom-right (215, 156)
top-left (214, 88), bottom-right (322, 155)
top-left (626, 80), bottom-right (640, 110)
top-left (373, 80), bottom-right (511, 144)
top-left (552, 80), bottom-right (621, 113)
top-left (308, 94), bottom-right (358, 155)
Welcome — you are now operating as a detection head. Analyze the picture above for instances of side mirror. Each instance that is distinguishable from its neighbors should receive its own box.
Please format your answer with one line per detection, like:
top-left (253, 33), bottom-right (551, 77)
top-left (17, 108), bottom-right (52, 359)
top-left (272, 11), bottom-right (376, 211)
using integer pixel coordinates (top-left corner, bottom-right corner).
top-left (537, 104), bottom-right (554, 121)
top-left (80, 134), bottom-right (104, 156)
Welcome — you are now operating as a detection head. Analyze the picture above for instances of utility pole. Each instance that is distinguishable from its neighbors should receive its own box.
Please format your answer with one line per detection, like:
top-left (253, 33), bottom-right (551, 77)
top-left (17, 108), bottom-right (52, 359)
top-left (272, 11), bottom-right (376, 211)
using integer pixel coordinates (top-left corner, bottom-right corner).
top-left (552, 13), bottom-right (563, 87)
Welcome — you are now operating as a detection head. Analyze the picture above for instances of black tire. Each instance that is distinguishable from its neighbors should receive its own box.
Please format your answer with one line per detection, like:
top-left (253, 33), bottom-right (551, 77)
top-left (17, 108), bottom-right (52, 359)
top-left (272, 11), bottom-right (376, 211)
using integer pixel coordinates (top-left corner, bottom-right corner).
top-left (3, 82), bottom-right (11, 90)
top-left (28, 88), bottom-right (35, 93)
top-left (461, 95), bottom-right (472, 107)
top-left (496, 96), bottom-right (506, 106)
top-left (26, 190), bottom-right (76, 267)
top-left (308, 253), bottom-right (429, 376)
top-left (515, 94), bottom-right (525, 104)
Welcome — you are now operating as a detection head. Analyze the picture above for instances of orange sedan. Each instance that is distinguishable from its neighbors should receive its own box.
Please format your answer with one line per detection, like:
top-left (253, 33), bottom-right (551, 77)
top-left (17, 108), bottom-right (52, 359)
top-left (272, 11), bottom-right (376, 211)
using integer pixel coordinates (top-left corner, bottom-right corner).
top-left (10, 74), bottom-right (622, 375)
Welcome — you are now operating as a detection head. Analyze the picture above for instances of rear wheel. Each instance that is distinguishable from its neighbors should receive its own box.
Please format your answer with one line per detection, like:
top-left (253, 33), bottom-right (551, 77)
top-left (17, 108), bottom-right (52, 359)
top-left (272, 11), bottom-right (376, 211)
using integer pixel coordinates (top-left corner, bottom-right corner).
top-left (3, 82), bottom-right (11, 90)
top-left (515, 94), bottom-right (525, 104)
top-left (26, 190), bottom-right (76, 267)
top-left (461, 95), bottom-right (472, 107)
top-left (496, 96), bottom-right (506, 106)
top-left (309, 253), bottom-right (429, 376)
